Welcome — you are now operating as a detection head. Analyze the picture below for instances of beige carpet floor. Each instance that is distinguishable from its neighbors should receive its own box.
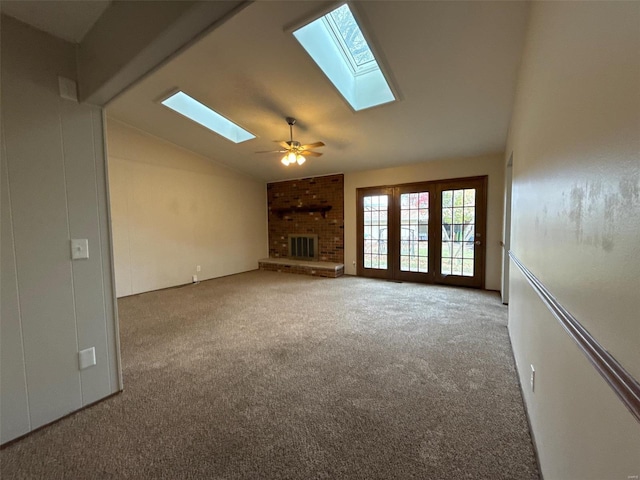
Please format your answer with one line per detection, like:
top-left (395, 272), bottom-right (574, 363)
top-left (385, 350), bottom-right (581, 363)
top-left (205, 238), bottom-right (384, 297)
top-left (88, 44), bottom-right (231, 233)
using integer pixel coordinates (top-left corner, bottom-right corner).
top-left (1, 270), bottom-right (539, 479)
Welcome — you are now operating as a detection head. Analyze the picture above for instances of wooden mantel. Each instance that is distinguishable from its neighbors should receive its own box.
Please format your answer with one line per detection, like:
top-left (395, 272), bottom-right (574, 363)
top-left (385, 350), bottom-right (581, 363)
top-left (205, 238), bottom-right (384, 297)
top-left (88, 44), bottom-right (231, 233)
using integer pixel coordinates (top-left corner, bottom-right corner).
top-left (271, 205), bottom-right (332, 219)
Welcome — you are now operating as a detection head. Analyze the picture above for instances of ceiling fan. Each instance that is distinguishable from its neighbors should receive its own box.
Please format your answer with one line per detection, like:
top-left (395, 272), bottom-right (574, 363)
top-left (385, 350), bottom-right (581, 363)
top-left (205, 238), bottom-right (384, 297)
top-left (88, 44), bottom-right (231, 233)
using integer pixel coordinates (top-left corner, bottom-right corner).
top-left (256, 117), bottom-right (325, 166)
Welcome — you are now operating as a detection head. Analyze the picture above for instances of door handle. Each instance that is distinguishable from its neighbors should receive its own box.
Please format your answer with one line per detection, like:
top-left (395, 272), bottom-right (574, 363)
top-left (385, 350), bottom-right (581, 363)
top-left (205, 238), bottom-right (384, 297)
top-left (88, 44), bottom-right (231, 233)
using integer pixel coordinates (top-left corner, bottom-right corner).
top-left (475, 240), bottom-right (482, 245)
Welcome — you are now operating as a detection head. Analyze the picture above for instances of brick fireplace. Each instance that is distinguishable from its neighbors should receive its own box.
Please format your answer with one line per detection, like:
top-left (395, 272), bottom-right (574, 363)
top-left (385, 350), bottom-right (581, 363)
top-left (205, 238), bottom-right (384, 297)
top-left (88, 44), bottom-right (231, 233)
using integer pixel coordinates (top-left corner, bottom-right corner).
top-left (262, 174), bottom-right (344, 277)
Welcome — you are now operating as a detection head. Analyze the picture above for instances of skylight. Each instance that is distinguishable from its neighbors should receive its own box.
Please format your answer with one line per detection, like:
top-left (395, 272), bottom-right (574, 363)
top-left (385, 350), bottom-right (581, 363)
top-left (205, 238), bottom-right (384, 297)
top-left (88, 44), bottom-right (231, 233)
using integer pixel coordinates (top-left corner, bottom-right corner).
top-left (161, 91), bottom-right (255, 143)
top-left (293, 3), bottom-right (395, 111)
top-left (328, 5), bottom-right (375, 69)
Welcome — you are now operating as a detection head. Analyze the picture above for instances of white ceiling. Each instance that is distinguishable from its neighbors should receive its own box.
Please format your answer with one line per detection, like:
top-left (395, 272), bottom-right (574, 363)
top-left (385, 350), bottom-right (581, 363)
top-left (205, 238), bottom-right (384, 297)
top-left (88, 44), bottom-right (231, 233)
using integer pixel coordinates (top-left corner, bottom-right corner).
top-left (1, 0), bottom-right (110, 43)
top-left (2, 0), bottom-right (530, 182)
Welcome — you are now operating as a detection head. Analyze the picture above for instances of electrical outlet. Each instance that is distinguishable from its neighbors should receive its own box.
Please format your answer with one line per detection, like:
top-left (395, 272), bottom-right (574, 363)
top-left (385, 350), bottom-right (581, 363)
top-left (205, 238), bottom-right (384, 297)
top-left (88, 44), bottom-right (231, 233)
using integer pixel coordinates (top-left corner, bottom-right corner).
top-left (196, 265), bottom-right (201, 272)
top-left (530, 365), bottom-right (536, 392)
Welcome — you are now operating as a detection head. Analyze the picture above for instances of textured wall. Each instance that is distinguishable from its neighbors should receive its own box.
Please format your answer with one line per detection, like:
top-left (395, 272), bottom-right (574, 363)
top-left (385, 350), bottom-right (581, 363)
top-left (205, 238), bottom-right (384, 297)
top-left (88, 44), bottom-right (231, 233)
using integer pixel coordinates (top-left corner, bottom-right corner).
top-left (267, 174), bottom-right (344, 263)
top-left (1, 16), bottom-right (119, 444)
top-left (107, 119), bottom-right (268, 297)
top-left (505, 1), bottom-right (640, 478)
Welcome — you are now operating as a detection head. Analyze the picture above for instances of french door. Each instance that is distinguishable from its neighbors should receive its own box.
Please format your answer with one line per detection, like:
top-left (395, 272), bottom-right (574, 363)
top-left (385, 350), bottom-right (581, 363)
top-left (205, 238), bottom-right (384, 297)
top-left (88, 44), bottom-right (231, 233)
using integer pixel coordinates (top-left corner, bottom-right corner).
top-left (357, 176), bottom-right (487, 288)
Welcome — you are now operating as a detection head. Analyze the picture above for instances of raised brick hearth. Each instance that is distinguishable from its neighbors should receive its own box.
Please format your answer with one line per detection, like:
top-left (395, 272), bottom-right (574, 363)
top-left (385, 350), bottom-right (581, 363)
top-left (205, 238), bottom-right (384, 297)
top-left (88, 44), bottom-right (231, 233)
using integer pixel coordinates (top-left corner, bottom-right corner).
top-left (259, 258), bottom-right (344, 278)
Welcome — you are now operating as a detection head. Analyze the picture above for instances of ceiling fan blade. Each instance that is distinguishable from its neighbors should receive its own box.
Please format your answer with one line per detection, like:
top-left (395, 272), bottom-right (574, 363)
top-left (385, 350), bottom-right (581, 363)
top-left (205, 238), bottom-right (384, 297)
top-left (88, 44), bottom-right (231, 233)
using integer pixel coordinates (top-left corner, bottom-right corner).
top-left (276, 141), bottom-right (292, 150)
top-left (300, 141), bottom-right (325, 150)
top-left (255, 150), bottom-right (287, 154)
top-left (301, 151), bottom-right (322, 157)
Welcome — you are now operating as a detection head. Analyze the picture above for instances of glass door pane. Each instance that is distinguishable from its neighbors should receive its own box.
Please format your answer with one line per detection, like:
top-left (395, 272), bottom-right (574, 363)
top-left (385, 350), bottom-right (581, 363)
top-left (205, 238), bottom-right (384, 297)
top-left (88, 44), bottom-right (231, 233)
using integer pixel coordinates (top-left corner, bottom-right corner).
top-left (399, 191), bottom-right (429, 273)
top-left (441, 188), bottom-right (476, 277)
top-left (363, 194), bottom-right (388, 270)
top-left (436, 177), bottom-right (485, 288)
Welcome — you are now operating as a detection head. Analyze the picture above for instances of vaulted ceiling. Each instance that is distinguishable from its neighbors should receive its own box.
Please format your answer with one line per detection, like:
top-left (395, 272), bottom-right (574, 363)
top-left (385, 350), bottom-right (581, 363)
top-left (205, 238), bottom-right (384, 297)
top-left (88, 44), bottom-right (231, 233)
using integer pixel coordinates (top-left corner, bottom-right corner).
top-left (0, 0), bottom-right (110, 43)
top-left (2, 1), bottom-right (530, 182)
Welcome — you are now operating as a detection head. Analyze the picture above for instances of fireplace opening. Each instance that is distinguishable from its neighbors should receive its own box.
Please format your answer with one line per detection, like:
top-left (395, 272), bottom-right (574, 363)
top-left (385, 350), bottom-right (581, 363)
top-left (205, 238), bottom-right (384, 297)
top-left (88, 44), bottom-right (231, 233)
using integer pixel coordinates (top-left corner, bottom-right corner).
top-left (289, 234), bottom-right (319, 261)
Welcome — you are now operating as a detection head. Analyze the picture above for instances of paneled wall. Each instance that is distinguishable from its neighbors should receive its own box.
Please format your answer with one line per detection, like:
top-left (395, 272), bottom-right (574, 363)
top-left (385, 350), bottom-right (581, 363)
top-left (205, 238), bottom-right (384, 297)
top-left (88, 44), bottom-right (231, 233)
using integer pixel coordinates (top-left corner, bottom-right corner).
top-left (1, 16), bottom-right (120, 444)
top-left (107, 119), bottom-right (268, 297)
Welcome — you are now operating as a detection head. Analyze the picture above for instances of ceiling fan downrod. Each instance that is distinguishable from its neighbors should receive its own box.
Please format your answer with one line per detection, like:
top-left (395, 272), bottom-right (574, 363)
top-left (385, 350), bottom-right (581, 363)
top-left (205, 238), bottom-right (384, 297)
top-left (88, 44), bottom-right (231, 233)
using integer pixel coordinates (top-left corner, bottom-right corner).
top-left (281, 117), bottom-right (304, 166)
top-left (286, 117), bottom-right (296, 144)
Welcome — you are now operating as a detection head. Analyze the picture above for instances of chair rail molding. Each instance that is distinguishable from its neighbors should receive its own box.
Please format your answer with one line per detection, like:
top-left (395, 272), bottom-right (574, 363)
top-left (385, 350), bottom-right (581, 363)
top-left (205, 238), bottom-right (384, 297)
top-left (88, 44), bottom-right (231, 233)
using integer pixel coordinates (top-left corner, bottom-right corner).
top-left (509, 251), bottom-right (640, 424)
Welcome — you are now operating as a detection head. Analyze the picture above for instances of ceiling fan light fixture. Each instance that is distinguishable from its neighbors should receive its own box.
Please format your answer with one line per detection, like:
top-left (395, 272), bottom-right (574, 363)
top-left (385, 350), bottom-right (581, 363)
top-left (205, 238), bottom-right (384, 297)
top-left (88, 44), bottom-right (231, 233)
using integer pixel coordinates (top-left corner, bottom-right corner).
top-left (258, 117), bottom-right (325, 166)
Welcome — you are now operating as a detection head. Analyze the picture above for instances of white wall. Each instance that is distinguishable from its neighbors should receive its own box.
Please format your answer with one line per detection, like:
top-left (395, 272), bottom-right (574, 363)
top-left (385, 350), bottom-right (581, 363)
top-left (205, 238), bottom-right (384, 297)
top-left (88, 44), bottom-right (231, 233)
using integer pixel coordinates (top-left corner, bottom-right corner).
top-left (344, 153), bottom-right (505, 290)
top-left (106, 119), bottom-right (267, 297)
top-left (501, 158), bottom-right (513, 304)
top-left (1, 16), bottom-right (120, 444)
top-left (506, 1), bottom-right (640, 478)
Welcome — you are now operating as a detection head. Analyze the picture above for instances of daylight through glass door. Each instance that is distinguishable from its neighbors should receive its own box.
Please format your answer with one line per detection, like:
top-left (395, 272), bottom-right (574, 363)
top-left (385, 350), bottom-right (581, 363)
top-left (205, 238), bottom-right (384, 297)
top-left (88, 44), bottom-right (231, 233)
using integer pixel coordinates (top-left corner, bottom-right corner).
top-left (400, 192), bottom-right (429, 273)
top-left (441, 188), bottom-right (476, 277)
top-left (357, 177), bottom-right (486, 288)
top-left (363, 194), bottom-right (389, 270)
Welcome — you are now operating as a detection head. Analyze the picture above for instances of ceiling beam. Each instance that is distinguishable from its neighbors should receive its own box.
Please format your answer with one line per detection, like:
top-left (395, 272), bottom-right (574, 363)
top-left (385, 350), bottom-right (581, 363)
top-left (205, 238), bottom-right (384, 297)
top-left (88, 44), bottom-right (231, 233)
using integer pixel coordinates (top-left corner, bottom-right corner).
top-left (77, 0), bottom-right (250, 106)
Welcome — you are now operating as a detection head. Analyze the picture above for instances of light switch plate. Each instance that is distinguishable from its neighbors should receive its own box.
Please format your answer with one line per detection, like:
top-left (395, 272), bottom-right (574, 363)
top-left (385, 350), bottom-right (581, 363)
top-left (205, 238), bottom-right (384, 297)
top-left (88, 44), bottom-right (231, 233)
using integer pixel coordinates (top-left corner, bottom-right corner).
top-left (71, 239), bottom-right (89, 260)
top-left (530, 364), bottom-right (536, 392)
top-left (58, 76), bottom-right (78, 102)
top-left (79, 347), bottom-right (96, 370)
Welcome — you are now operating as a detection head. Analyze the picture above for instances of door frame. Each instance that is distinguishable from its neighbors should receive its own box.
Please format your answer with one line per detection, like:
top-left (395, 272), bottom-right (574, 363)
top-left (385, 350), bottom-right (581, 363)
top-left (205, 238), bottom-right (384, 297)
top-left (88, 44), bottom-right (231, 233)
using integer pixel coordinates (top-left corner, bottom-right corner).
top-left (356, 186), bottom-right (395, 279)
top-left (356, 176), bottom-right (487, 288)
top-left (433, 176), bottom-right (487, 289)
top-left (393, 182), bottom-right (436, 283)
top-left (501, 154), bottom-right (513, 303)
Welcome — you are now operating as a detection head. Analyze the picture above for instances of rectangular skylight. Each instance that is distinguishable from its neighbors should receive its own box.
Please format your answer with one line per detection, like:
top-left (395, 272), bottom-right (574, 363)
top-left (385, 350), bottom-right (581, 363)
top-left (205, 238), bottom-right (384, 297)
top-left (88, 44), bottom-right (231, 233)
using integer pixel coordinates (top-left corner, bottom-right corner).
top-left (327, 4), bottom-right (375, 70)
top-left (161, 91), bottom-right (255, 143)
top-left (293, 3), bottom-right (395, 111)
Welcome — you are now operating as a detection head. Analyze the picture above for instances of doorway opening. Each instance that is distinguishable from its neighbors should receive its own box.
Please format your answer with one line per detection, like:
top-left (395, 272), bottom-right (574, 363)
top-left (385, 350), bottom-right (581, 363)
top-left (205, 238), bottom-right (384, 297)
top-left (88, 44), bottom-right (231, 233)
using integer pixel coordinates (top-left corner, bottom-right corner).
top-left (502, 154), bottom-right (513, 303)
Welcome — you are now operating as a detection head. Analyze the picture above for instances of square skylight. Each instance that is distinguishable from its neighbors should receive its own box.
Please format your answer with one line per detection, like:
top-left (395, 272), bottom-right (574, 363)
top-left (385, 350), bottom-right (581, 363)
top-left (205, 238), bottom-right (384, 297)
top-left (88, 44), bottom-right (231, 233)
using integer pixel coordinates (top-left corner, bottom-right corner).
top-left (161, 91), bottom-right (255, 143)
top-left (293, 3), bottom-right (395, 111)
